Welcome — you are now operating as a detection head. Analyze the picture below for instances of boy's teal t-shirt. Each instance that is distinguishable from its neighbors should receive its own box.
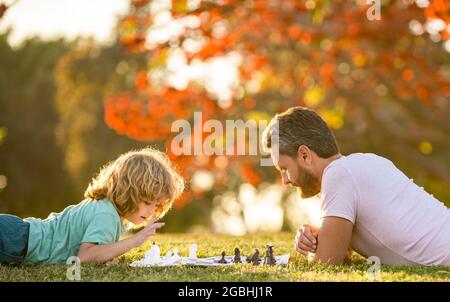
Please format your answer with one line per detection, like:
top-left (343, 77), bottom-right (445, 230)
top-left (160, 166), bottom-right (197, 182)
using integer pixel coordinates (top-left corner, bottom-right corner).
top-left (24, 199), bottom-right (125, 264)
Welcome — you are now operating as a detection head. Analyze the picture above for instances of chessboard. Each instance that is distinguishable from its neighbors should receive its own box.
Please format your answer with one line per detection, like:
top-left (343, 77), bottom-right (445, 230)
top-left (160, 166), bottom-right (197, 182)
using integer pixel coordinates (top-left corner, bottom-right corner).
top-left (130, 243), bottom-right (290, 267)
top-left (130, 254), bottom-right (291, 267)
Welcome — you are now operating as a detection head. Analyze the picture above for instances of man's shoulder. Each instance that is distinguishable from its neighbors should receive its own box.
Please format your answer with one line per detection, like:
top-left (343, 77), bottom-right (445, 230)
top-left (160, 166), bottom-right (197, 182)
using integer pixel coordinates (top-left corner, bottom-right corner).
top-left (341, 152), bottom-right (388, 162)
top-left (323, 153), bottom-right (393, 186)
top-left (323, 152), bottom-right (407, 199)
top-left (328, 153), bottom-right (390, 171)
top-left (323, 159), bottom-right (353, 184)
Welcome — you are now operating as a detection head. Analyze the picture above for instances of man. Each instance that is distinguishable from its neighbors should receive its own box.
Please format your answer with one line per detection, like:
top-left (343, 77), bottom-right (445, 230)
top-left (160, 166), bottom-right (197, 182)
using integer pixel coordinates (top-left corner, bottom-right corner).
top-left (262, 106), bottom-right (450, 266)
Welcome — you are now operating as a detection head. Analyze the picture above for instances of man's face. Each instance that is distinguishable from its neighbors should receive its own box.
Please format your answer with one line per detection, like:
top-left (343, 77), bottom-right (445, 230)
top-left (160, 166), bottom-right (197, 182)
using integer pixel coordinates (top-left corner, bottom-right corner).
top-left (273, 152), bottom-right (321, 198)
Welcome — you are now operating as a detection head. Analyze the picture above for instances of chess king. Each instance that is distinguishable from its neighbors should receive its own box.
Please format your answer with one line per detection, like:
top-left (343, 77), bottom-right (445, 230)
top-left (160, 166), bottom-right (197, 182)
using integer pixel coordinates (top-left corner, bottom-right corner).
top-left (262, 107), bottom-right (450, 266)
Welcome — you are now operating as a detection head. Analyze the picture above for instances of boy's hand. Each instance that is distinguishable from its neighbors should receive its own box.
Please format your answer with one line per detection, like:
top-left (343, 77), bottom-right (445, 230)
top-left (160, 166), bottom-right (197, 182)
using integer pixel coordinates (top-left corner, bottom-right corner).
top-left (294, 224), bottom-right (318, 256)
top-left (132, 222), bottom-right (165, 248)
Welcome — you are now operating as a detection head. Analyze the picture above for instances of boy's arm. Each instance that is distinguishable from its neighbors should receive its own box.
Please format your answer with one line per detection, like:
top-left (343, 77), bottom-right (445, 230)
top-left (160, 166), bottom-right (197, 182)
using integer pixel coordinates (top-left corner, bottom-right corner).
top-left (77, 237), bottom-right (137, 263)
top-left (78, 222), bottom-right (165, 263)
top-left (310, 216), bottom-right (353, 265)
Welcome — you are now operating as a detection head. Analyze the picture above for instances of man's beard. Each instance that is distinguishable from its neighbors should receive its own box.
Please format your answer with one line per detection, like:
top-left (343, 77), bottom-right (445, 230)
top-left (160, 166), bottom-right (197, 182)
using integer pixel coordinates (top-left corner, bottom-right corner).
top-left (292, 168), bottom-right (320, 198)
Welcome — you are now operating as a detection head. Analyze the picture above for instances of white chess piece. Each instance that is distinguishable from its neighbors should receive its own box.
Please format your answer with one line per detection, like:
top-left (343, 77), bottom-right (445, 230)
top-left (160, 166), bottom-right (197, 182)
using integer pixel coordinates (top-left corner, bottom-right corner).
top-left (153, 243), bottom-right (161, 264)
top-left (144, 242), bottom-right (161, 265)
top-left (165, 249), bottom-right (172, 258)
top-left (164, 250), bottom-right (172, 263)
top-left (144, 246), bottom-right (154, 263)
top-left (189, 244), bottom-right (198, 259)
top-left (149, 243), bottom-right (157, 263)
top-left (172, 248), bottom-right (181, 263)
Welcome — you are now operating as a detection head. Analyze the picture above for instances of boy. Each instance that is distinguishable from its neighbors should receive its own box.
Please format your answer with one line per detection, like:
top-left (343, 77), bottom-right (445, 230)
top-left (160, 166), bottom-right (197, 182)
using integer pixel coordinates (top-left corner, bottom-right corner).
top-left (0, 147), bottom-right (184, 264)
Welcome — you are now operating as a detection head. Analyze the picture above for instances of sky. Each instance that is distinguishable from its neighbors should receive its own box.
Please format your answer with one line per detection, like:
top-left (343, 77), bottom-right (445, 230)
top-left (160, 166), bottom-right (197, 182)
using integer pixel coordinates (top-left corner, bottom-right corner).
top-left (0, 0), bottom-right (129, 46)
top-left (0, 0), bottom-right (241, 105)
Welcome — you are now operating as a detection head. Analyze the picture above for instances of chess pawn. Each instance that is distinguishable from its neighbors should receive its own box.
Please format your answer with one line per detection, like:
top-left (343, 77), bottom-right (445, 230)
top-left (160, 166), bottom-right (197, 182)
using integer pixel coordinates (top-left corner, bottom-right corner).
top-left (233, 247), bottom-right (241, 263)
top-left (245, 251), bottom-right (253, 263)
top-left (218, 251), bottom-right (227, 264)
top-left (161, 249), bottom-right (173, 264)
top-left (153, 243), bottom-right (161, 264)
top-left (189, 243), bottom-right (198, 259)
top-left (172, 248), bottom-right (181, 262)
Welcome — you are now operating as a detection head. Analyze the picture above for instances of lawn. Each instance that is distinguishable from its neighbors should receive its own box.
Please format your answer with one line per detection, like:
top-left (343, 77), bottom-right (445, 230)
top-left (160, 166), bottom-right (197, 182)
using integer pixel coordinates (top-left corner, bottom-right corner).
top-left (1, 232), bottom-right (449, 282)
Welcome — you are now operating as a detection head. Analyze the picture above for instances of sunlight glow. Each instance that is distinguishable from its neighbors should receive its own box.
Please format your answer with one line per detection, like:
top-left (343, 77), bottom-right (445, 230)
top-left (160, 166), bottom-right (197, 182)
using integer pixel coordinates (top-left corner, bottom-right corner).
top-left (160, 48), bottom-right (241, 104)
top-left (211, 183), bottom-right (324, 235)
top-left (239, 183), bottom-right (284, 233)
top-left (285, 192), bottom-right (322, 230)
top-left (0, 0), bottom-right (129, 46)
top-left (191, 170), bottom-right (215, 192)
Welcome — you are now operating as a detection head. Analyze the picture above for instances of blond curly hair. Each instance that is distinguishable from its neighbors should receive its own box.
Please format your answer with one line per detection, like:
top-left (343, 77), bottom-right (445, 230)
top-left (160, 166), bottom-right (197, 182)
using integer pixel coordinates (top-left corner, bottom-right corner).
top-left (84, 147), bottom-right (184, 220)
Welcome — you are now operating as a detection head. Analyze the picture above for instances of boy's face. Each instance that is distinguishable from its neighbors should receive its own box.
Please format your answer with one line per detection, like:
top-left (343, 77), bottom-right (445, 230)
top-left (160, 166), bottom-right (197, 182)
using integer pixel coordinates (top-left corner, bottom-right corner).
top-left (125, 202), bottom-right (157, 225)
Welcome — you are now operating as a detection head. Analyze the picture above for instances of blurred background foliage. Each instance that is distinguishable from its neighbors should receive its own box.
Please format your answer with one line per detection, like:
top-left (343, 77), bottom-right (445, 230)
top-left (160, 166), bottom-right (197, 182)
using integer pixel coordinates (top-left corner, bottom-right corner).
top-left (0, 32), bottom-right (74, 217)
top-left (0, 0), bottom-right (449, 233)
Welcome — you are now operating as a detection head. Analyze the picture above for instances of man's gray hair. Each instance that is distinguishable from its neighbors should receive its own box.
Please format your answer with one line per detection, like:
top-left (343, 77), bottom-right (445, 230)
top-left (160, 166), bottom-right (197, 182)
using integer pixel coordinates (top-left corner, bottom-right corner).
top-left (262, 106), bottom-right (339, 158)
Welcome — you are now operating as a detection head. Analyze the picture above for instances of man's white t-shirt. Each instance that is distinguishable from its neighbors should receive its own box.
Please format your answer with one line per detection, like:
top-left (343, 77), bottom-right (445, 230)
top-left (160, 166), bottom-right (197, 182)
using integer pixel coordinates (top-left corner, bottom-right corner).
top-left (320, 153), bottom-right (450, 266)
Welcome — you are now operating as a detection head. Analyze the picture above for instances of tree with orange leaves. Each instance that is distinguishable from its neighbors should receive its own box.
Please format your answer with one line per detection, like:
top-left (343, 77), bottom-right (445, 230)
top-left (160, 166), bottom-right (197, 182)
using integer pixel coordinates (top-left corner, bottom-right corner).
top-left (103, 0), bottom-right (450, 204)
top-left (54, 0), bottom-right (450, 208)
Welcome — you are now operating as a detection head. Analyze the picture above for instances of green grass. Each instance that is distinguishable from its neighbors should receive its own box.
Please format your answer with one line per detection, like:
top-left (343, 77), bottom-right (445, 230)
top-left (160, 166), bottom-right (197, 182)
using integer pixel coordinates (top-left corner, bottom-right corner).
top-left (1, 232), bottom-right (449, 282)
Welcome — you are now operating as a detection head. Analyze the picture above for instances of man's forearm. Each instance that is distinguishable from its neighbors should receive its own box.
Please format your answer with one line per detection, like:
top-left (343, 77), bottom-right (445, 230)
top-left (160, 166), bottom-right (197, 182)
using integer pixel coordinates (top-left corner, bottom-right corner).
top-left (344, 248), bottom-right (353, 264)
top-left (309, 217), bottom-right (354, 265)
top-left (309, 247), bottom-right (353, 265)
